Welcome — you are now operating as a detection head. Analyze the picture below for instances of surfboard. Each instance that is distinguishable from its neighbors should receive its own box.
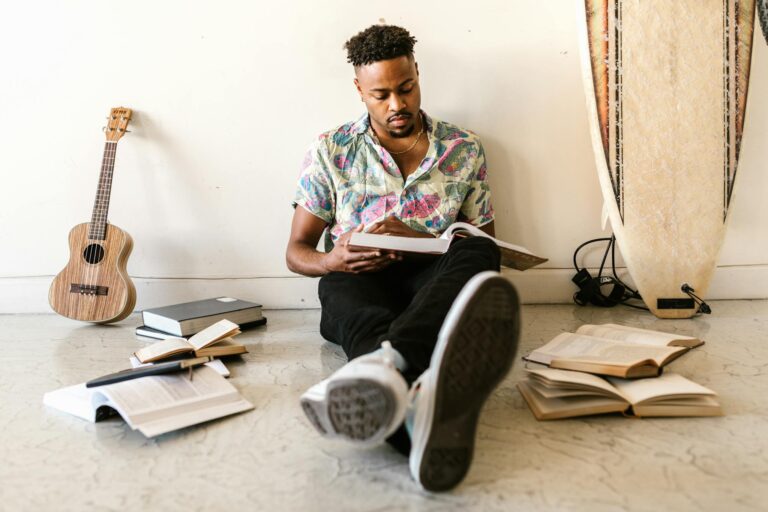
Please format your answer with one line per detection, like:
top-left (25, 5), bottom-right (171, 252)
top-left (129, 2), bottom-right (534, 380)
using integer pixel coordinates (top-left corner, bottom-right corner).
top-left (579, 0), bottom-right (757, 318)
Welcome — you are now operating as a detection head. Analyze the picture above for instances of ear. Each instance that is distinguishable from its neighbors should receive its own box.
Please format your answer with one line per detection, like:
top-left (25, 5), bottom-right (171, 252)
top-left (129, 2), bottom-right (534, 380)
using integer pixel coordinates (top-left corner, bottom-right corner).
top-left (415, 61), bottom-right (419, 76)
top-left (354, 77), bottom-right (364, 101)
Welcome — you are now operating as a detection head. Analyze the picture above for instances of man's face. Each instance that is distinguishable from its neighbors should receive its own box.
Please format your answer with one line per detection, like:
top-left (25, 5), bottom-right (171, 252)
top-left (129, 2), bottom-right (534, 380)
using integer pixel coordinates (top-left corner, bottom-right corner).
top-left (354, 55), bottom-right (421, 139)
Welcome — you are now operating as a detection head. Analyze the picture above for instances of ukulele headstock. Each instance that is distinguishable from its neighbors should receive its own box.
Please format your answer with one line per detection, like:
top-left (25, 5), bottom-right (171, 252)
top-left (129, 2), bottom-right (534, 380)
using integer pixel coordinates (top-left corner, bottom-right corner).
top-left (105, 107), bottom-right (132, 142)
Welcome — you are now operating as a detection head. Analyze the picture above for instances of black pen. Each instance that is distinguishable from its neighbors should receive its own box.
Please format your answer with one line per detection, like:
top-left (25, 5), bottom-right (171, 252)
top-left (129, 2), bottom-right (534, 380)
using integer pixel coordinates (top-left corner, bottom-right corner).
top-left (85, 356), bottom-right (212, 388)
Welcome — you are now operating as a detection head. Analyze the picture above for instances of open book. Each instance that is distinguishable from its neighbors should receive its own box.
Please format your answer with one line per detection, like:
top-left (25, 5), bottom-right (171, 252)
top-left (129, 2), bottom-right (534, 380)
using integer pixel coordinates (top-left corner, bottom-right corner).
top-left (518, 368), bottom-right (722, 420)
top-left (348, 221), bottom-right (547, 270)
top-left (524, 324), bottom-right (703, 378)
top-left (43, 366), bottom-right (254, 437)
top-left (134, 319), bottom-right (246, 364)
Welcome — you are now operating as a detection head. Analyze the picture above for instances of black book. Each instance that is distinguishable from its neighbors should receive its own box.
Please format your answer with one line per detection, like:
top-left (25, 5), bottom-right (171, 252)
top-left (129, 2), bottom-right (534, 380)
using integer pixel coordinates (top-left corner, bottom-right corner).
top-left (136, 317), bottom-right (267, 340)
top-left (141, 297), bottom-right (263, 337)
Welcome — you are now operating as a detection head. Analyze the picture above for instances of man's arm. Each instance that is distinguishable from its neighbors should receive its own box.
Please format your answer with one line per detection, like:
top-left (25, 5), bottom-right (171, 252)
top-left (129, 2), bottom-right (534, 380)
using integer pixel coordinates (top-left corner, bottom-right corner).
top-left (286, 207), bottom-right (399, 277)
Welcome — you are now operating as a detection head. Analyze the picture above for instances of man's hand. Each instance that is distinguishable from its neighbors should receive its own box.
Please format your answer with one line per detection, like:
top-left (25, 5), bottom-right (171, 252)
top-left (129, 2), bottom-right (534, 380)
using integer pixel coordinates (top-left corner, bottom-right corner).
top-left (322, 225), bottom-right (402, 274)
top-left (365, 215), bottom-right (435, 238)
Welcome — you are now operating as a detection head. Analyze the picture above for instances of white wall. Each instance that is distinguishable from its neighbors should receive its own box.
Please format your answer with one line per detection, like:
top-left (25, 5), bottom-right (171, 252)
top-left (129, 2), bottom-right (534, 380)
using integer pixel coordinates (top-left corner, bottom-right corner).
top-left (1, 0), bottom-right (767, 312)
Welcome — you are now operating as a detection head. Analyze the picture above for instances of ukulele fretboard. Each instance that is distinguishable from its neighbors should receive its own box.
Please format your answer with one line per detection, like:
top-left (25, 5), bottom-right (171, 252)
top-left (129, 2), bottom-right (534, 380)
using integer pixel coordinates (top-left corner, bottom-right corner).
top-left (89, 141), bottom-right (117, 240)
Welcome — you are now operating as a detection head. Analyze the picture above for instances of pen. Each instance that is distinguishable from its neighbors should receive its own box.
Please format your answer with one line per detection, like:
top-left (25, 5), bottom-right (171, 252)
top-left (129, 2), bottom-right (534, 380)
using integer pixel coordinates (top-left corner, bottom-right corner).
top-left (85, 356), bottom-right (212, 388)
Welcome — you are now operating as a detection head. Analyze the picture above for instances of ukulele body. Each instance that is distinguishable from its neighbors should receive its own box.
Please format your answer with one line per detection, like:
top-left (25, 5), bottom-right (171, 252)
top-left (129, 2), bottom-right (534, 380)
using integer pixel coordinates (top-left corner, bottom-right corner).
top-left (49, 222), bottom-right (136, 323)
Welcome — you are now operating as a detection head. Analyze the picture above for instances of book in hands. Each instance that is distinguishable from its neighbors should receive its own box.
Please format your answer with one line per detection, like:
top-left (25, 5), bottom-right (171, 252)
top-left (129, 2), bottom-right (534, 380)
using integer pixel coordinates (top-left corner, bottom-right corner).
top-left (43, 366), bottom-right (254, 437)
top-left (518, 368), bottom-right (722, 420)
top-left (524, 324), bottom-right (703, 378)
top-left (134, 319), bottom-right (247, 364)
top-left (142, 297), bottom-right (263, 336)
top-left (348, 221), bottom-right (548, 270)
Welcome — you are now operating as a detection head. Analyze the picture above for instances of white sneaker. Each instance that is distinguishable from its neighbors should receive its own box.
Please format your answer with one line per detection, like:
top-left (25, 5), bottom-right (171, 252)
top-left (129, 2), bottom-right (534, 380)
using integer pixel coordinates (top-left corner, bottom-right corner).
top-left (300, 341), bottom-right (409, 446)
top-left (407, 271), bottom-right (520, 491)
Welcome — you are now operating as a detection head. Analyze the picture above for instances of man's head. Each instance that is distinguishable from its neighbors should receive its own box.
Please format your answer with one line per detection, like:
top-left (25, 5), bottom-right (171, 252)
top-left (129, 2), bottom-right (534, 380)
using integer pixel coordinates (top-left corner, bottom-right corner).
top-left (345, 25), bottom-right (421, 139)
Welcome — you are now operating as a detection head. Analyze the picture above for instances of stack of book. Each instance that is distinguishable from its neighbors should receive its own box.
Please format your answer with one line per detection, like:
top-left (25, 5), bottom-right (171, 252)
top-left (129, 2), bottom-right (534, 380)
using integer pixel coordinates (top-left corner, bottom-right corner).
top-left (518, 324), bottom-right (722, 420)
top-left (136, 297), bottom-right (266, 340)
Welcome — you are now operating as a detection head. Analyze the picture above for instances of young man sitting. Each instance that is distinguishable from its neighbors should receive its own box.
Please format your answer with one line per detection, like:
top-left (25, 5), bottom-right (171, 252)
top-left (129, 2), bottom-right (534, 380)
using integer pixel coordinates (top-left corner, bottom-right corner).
top-left (286, 24), bottom-right (520, 492)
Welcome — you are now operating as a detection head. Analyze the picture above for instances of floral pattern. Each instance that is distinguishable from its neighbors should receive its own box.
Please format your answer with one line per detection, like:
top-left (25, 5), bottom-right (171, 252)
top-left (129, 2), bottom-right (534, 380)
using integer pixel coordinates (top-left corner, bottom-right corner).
top-left (293, 111), bottom-right (494, 251)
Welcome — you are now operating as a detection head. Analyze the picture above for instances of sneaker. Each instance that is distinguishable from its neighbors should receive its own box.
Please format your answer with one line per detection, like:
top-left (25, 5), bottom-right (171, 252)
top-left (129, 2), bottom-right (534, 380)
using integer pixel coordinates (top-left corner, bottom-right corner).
top-left (408, 271), bottom-right (520, 491)
top-left (300, 341), bottom-right (409, 446)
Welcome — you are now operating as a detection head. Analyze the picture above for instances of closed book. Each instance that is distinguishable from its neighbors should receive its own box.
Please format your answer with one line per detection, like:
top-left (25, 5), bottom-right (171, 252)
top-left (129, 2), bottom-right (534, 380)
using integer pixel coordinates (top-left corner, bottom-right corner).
top-left (136, 317), bottom-right (267, 340)
top-left (142, 297), bottom-right (263, 336)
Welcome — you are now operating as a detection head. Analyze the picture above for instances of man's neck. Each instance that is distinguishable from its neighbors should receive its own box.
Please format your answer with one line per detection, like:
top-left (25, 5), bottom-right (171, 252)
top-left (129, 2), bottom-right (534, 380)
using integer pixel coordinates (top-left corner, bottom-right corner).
top-left (370, 113), bottom-right (423, 148)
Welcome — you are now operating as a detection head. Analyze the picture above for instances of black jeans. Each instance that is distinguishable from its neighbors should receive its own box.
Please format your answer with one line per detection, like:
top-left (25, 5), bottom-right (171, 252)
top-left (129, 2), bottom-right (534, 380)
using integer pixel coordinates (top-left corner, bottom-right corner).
top-left (318, 237), bottom-right (501, 453)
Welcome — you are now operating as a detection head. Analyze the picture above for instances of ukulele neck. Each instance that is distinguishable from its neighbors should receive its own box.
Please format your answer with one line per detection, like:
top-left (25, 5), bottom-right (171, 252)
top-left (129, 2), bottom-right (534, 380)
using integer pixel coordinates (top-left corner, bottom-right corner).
top-left (88, 141), bottom-right (117, 240)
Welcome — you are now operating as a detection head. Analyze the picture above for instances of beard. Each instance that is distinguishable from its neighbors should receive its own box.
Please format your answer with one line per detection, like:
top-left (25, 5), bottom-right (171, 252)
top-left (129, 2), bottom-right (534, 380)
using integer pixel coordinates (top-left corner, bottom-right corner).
top-left (387, 123), bottom-right (416, 139)
top-left (386, 112), bottom-right (417, 138)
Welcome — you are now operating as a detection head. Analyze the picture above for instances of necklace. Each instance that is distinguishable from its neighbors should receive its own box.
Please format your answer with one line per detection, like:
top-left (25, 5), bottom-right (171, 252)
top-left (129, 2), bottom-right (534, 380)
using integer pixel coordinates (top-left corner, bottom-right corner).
top-left (387, 119), bottom-right (425, 156)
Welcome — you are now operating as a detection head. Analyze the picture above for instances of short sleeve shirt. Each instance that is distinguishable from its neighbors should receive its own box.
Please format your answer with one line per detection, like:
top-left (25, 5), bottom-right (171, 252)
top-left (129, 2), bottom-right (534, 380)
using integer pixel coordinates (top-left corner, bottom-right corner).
top-left (292, 111), bottom-right (494, 251)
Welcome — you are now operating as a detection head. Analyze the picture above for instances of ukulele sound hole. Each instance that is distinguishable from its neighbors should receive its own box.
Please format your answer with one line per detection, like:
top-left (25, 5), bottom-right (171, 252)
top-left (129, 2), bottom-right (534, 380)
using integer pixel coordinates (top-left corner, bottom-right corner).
top-left (83, 244), bottom-right (105, 264)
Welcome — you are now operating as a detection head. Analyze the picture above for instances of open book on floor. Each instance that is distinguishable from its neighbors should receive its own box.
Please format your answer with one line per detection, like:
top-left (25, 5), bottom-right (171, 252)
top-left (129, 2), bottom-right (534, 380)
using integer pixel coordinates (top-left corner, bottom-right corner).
top-left (134, 319), bottom-right (246, 364)
top-left (524, 324), bottom-right (703, 378)
top-left (43, 366), bottom-right (254, 437)
top-left (518, 368), bottom-right (722, 420)
top-left (348, 221), bottom-right (547, 270)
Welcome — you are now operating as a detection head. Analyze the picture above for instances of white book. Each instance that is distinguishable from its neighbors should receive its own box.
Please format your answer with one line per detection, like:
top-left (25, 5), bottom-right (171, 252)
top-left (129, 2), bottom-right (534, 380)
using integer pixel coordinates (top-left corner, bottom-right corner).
top-left (43, 366), bottom-right (253, 437)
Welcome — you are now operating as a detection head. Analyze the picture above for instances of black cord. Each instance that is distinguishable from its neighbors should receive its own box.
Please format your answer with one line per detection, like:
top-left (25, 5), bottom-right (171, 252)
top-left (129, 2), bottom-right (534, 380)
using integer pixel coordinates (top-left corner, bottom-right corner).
top-left (572, 236), bottom-right (648, 310)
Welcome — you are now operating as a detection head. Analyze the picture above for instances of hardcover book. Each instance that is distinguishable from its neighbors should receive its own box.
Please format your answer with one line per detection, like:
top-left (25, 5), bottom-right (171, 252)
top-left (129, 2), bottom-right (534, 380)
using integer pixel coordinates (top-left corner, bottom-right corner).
top-left (135, 317), bottom-right (267, 340)
top-left (134, 319), bottom-right (247, 363)
top-left (43, 366), bottom-right (254, 437)
top-left (524, 324), bottom-right (703, 378)
top-left (518, 368), bottom-right (722, 420)
top-left (142, 297), bottom-right (263, 336)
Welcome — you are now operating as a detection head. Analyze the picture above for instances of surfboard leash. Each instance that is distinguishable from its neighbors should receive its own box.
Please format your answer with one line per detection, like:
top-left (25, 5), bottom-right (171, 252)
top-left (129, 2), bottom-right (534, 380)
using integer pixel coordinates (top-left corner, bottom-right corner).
top-left (572, 236), bottom-right (712, 315)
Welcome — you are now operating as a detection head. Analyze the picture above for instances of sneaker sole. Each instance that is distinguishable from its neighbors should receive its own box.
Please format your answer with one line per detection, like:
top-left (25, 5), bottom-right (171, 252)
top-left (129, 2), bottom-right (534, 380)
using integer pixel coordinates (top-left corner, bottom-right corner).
top-left (413, 274), bottom-right (520, 491)
top-left (301, 378), bottom-right (396, 443)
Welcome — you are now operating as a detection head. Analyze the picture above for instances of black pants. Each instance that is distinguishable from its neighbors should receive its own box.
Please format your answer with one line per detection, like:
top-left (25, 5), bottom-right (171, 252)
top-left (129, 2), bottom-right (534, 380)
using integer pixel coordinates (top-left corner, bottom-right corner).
top-left (318, 237), bottom-right (502, 452)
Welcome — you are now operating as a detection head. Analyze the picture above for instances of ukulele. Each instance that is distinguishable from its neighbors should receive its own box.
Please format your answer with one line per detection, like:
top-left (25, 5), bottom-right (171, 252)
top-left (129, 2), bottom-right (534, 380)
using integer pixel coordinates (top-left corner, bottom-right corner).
top-left (49, 107), bottom-right (136, 323)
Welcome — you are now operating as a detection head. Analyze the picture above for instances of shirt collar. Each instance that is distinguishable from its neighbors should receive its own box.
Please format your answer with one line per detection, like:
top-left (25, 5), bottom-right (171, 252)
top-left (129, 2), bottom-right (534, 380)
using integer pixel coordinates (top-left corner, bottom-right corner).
top-left (352, 110), bottom-right (434, 138)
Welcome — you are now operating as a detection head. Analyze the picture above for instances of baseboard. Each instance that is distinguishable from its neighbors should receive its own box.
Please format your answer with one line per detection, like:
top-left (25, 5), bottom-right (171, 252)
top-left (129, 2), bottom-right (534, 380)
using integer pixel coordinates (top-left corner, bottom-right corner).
top-left (3, 265), bottom-right (768, 314)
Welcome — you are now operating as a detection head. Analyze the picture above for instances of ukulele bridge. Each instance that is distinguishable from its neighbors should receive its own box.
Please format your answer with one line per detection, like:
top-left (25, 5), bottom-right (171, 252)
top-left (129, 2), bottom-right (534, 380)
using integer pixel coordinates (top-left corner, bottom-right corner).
top-left (69, 284), bottom-right (109, 296)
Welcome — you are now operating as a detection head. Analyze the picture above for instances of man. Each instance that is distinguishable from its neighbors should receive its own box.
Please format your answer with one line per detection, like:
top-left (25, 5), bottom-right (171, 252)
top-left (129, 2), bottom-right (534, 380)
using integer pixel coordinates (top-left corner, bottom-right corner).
top-left (286, 24), bottom-right (520, 492)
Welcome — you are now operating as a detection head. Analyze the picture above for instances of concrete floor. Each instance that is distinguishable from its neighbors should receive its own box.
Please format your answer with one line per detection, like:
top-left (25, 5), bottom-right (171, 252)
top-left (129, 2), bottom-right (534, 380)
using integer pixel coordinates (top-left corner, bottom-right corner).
top-left (1, 302), bottom-right (767, 511)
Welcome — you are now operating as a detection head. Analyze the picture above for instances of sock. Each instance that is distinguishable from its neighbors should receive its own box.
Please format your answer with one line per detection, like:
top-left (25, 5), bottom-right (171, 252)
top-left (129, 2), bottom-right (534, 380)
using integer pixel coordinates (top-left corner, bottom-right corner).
top-left (371, 341), bottom-right (409, 373)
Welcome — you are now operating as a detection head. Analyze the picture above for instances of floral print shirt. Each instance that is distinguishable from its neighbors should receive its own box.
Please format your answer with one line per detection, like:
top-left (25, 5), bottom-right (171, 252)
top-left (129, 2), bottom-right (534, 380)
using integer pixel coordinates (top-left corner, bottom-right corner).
top-left (293, 111), bottom-right (494, 251)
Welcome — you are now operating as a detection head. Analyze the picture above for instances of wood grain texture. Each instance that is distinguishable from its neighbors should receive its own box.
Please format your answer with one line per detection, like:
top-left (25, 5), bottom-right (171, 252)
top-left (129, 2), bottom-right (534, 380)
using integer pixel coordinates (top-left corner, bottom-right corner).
top-left (580, 0), bottom-right (756, 318)
top-left (48, 223), bottom-right (136, 323)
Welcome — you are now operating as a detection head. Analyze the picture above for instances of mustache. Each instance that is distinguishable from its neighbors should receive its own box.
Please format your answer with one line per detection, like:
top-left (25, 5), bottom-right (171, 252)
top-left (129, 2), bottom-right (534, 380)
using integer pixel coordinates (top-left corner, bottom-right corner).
top-left (387, 112), bottom-right (412, 123)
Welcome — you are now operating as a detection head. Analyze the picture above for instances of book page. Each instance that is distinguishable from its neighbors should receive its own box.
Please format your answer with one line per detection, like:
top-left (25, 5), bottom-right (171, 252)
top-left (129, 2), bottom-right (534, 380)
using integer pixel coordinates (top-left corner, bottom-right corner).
top-left (441, 221), bottom-right (535, 255)
top-left (98, 366), bottom-right (238, 426)
top-left (526, 368), bottom-right (625, 399)
top-left (528, 333), bottom-right (684, 367)
top-left (348, 232), bottom-right (449, 254)
top-left (188, 319), bottom-right (241, 351)
top-left (43, 383), bottom-right (99, 422)
top-left (608, 373), bottom-right (717, 405)
top-left (134, 337), bottom-right (193, 363)
top-left (576, 324), bottom-right (698, 347)
top-left (517, 382), bottom-right (627, 420)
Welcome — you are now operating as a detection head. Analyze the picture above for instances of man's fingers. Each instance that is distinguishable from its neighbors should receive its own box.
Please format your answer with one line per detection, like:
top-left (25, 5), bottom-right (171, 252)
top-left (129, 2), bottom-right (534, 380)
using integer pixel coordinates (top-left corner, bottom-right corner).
top-left (348, 255), bottom-right (392, 271)
top-left (344, 250), bottom-right (381, 261)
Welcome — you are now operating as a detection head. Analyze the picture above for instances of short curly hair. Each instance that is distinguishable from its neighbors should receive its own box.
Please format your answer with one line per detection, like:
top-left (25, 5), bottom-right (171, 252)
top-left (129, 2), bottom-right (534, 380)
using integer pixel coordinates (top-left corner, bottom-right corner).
top-left (344, 25), bottom-right (417, 67)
